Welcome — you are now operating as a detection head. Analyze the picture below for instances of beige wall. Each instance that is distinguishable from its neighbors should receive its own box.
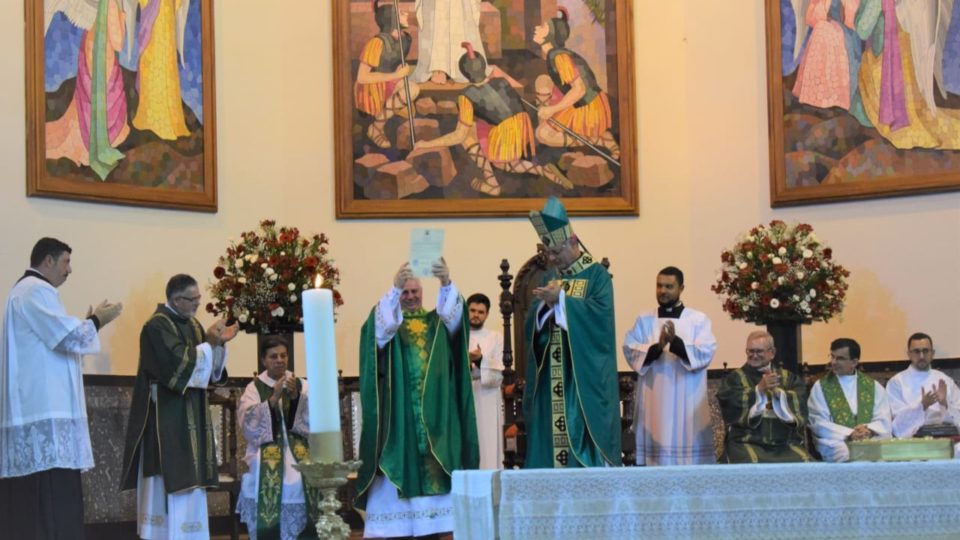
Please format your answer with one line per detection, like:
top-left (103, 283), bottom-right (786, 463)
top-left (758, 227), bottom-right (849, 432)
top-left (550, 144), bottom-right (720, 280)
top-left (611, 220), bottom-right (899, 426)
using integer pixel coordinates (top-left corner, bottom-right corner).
top-left (1, 1), bottom-right (958, 377)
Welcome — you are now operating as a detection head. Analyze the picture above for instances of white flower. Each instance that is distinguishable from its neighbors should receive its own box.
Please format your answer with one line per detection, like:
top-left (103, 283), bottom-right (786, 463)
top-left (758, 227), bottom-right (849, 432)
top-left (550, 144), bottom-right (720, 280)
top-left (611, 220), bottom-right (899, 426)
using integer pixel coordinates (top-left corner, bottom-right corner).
top-left (826, 279), bottom-right (834, 286)
top-left (238, 277), bottom-right (247, 284)
top-left (802, 249), bottom-right (813, 258)
top-left (280, 251), bottom-right (286, 256)
top-left (800, 301), bottom-right (809, 310)
top-left (809, 289), bottom-right (817, 298)
top-left (271, 306), bottom-right (285, 317)
top-left (738, 262), bottom-right (748, 270)
top-left (777, 277), bottom-right (785, 285)
top-left (247, 254), bottom-right (257, 262)
top-left (265, 267), bottom-right (275, 276)
top-left (796, 271), bottom-right (805, 280)
top-left (792, 295), bottom-right (800, 301)
top-left (238, 314), bottom-right (248, 323)
top-left (288, 283), bottom-right (296, 291)
top-left (289, 294), bottom-right (298, 302)
top-left (260, 262), bottom-right (268, 269)
top-left (236, 259), bottom-right (245, 269)
top-left (772, 257), bottom-right (783, 265)
top-left (770, 298), bottom-right (780, 308)
top-left (269, 273), bottom-right (278, 281)
top-left (747, 252), bottom-right (753, 259)
top-left (249, 318), bottom-right (256, 325)
top-left (778, 247), bottom-right (787, 255)
top-left (751, 282), bottom-right (759, 290)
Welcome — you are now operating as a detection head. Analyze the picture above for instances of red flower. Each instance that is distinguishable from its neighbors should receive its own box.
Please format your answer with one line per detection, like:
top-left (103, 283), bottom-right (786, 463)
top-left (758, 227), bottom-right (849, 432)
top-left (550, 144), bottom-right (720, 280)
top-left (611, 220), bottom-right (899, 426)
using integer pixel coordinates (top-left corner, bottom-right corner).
top-left (214, 266), bottom-right (226, 279)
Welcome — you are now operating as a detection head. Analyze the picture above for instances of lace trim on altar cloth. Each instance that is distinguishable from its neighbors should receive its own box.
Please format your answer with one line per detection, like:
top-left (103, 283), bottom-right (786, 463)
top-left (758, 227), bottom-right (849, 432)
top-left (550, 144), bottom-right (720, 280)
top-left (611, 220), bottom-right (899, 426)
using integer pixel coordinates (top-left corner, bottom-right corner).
top-left (236, 496), bottom-right (309, 540)
top-left (0, 417), bottom-right (93, 477)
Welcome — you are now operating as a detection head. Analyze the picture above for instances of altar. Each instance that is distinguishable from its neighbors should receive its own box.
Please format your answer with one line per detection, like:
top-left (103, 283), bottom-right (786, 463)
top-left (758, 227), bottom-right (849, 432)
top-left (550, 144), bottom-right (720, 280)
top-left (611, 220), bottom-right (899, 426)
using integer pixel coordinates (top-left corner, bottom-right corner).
top-left (452, 461), bottom-right (960, 539)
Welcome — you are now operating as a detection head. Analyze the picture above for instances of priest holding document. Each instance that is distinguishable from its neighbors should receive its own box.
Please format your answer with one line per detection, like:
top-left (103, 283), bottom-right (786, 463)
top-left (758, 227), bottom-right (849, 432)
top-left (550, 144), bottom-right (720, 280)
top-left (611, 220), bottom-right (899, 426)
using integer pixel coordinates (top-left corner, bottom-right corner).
top-left (356, 230), bottom-right (478, 538)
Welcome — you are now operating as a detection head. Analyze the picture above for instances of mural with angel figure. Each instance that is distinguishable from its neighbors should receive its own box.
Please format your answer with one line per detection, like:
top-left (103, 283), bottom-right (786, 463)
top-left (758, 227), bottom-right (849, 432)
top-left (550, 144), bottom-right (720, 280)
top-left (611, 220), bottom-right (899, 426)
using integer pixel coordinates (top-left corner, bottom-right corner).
top-left (767, 0), bottom-right (960, 205)
top-left (334, 0), bottom-right (637, 218)
top-left (26, 0), bottom-right (217, 211)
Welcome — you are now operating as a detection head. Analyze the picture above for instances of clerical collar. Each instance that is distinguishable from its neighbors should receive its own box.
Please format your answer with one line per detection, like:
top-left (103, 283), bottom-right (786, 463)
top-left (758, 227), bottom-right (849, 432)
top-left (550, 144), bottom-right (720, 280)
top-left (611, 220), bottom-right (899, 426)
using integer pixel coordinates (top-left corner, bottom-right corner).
top-left (658, 302), bottom-right (685, 318)
top-left (558, 252), bottom-right (595, 276)
top-left (18, 268), bottom-right (51, 286)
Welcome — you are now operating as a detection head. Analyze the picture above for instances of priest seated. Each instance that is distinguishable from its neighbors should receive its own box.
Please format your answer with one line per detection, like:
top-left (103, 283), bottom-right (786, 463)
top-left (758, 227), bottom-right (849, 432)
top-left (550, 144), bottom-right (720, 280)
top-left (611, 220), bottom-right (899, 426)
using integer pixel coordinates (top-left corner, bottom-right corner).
top-left (808, 338), bottom-right (891, 462)
top-left (717, 331), bottom-right (812, 463)
top-left (236, 336), bottom-right (317, 540)
top-left (886, 333), bottom-right (960, 440)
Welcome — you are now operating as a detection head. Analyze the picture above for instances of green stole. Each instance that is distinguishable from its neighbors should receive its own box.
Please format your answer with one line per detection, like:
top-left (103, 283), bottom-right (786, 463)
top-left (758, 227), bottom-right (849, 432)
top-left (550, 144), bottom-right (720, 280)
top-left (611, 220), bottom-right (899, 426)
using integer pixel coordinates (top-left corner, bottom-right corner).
top-left (252, 377), bottom-right (319, 540)
top-left (820, 372), bottom-right (875, 428)
top-left (355, 303), bottom-right (479, 510)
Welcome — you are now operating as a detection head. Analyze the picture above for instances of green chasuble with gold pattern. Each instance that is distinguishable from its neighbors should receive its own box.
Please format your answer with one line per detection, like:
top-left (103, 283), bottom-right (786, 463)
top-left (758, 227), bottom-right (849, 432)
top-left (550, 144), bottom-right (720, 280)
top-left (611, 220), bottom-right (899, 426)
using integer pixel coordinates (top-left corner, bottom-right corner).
top-left (717, 364), bottom-right (812, 463)
top-left (522, 253), bottom-right (621, 468)
top-left (120, 305), bottom-right (225, 492)
top-left (355, 304), bottom-right (479, 510)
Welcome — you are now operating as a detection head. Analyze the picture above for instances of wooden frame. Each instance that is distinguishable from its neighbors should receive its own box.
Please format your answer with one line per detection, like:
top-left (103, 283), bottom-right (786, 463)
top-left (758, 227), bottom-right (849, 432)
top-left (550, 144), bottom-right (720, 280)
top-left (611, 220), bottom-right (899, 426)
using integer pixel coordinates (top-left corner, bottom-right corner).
top-left (26, 0), bottom-right (217, 212)
top-left (334, 0), bottom-right (637, 218)
top-left (766, 0), bottom-right (960, 207)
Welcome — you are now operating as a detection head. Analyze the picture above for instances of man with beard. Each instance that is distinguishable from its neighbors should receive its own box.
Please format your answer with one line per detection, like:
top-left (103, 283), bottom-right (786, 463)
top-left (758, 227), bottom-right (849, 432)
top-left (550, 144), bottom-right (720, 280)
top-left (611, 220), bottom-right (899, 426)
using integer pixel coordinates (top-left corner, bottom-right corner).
top-left (887, 333), bottom-right (960, 439)
top-left (466, 292), bottom-right (504, 469)
top-left (623, 267), bottom-right (717, 465)
top-left (717, 331), bottom-right (812, 463)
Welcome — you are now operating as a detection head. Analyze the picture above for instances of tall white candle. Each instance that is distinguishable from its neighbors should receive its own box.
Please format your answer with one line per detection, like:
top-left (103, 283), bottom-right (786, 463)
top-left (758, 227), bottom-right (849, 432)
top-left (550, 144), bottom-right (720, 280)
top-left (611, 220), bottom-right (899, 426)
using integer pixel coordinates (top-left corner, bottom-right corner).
top-left (302, 287), bottom-right (341, 438)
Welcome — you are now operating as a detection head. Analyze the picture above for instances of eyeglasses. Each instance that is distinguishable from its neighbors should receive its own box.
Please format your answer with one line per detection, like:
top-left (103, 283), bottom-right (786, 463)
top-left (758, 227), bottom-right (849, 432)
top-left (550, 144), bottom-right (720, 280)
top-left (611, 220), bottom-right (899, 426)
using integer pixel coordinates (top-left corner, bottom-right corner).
top-left (908, 348), bottom-right (933, 356)
top-left (174, 295), bottom-right (202, 303)
top-left (829, 354), bottom-right (854, 362)
top-left (746, 348), bottom-right (772, 356)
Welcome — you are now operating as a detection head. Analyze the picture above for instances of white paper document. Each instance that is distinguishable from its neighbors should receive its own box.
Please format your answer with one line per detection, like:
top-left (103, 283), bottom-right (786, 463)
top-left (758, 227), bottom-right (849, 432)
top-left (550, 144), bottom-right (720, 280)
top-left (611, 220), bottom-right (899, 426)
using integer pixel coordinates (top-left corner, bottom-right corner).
top-left (410, 228), bottom-right (444, 277)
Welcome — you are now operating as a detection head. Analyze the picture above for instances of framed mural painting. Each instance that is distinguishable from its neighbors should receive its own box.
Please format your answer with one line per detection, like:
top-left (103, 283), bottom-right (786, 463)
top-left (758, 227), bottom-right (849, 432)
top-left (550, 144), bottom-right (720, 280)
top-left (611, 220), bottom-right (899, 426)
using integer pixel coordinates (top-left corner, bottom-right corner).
top-left (334, 0), bottom-right (637, 218)
top-left (766, 0), bottom-right (960, 207)
top-left (26, 0), bottom-right (217, 212)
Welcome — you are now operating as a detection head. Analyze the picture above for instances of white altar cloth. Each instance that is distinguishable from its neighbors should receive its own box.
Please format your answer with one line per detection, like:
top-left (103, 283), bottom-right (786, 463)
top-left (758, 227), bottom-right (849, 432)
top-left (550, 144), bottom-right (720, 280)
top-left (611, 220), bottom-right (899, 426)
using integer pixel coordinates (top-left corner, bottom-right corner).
top-left (452, 461), bottom-right (960, 539)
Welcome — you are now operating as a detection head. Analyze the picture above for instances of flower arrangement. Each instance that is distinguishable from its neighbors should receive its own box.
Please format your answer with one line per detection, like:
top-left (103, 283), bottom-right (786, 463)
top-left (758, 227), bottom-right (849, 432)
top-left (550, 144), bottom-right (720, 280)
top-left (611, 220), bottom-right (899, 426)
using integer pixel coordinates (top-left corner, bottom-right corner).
top-left (207, 220), bottom-right (343, 333)
top-left (711, 220), bottom-right (849, 323)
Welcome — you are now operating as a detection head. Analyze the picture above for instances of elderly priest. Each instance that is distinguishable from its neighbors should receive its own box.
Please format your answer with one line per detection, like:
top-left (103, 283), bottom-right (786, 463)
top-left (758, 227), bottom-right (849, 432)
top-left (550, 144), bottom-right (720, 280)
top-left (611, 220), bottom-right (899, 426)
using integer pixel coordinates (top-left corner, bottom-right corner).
top-left (355, 259), bottom-right (478, 538)
top-left (717, 331), bottom-right (812, 463)
top-left (523, 197), bottom-right (621, 469)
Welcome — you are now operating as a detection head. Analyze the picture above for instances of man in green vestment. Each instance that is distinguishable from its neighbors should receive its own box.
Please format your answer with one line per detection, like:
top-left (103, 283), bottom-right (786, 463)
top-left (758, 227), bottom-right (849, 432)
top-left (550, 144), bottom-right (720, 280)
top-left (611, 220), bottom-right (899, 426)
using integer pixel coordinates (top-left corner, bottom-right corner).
top-left (807, 338), bottom-right (891, 462)
top-left (717, 330), bottom-right (812, 463)
top-left (522, 197), bottom-right (621, 468)
top-left (356, 259), bottom-right (478, 538)
top-left (120, 274), bottom-right (239, 540)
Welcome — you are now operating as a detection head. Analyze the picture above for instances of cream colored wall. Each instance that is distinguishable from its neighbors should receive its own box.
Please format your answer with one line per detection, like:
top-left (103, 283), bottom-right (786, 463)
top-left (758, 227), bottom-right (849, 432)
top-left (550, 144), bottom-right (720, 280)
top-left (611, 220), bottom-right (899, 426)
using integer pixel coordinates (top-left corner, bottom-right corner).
top-left (1, 1), bottom-right (957, 378)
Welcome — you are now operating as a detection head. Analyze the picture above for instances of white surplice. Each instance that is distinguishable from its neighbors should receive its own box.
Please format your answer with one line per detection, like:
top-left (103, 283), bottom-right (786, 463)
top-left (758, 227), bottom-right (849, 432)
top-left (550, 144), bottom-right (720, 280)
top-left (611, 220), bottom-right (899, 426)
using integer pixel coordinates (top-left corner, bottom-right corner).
top-left (365, 282), bottom-right (462, 539)
top-left (808, 374), bottom-right (891, 462)
top-left (887, 366), bottom-right (960, 438)
top-left (137, 307), bottom-right (227, 540)
top-left (469, 326), bottom-right (503, 470)
top-left (236, 371), bottom-right (311, 540)
top-left (1, 272), bottom-right (100, 478)
top-left (623, 307), bottom-right (717, 465)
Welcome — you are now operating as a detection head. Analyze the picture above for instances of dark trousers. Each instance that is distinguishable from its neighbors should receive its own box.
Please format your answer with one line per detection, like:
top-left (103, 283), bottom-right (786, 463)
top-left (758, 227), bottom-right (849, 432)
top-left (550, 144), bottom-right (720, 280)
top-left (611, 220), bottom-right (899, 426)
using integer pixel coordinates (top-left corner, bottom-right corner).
top-left (0, 468), bottom-right (85, 540)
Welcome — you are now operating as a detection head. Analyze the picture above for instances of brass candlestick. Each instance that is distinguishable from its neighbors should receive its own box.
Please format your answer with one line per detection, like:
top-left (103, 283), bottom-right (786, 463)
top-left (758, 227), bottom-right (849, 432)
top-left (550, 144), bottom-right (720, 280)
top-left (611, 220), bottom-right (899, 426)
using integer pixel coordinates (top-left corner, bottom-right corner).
top-left (294, 432), bottom-right (362, 540)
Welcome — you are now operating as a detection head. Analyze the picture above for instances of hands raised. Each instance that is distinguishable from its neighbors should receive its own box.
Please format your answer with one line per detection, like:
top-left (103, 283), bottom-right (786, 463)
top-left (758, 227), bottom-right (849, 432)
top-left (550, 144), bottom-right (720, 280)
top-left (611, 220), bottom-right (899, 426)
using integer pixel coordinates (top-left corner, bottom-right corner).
top-left (394, 263), bottom-right (415, 289)
top-left (431, 258), bottom-right (451, 287)
top-left (206, 318), bottom-right (239, 347)
top-left (88, 300), bottom-right (123, 327)
top-left (533, 280), bottom-right (561, 306)
top-left (922, 380), bottom-right (948, 409)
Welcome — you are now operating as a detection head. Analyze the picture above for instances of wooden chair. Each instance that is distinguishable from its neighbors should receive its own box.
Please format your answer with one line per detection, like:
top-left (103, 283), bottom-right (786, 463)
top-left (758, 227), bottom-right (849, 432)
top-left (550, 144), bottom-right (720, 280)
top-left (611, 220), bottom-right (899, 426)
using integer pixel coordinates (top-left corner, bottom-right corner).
top-left (208, 386), bottom-right (243, 540)
top-left (498, 252), bottom-right (633, 468)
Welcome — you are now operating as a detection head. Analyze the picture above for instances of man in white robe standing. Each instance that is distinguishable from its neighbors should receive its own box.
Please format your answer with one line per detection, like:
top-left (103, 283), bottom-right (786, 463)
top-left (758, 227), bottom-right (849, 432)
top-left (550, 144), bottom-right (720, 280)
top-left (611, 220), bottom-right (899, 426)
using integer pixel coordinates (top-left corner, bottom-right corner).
top-left (466, 292), bottom-right (504, 469)
top-left (0, 237), bottom-right (122, 539)
top-left (807, 338), bottom-right (891, 462)
top-left (887, 333), bottom-right (960, 444)
top-left (623, 266), bottom-right (717, 465)
top-left (412, 0), bottom-right (487, 84)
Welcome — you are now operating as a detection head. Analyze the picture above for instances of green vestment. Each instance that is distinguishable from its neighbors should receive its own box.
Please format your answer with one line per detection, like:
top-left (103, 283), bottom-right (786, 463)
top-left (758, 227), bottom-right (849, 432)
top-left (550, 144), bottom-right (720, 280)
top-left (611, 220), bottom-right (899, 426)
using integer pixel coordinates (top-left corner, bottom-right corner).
top-left (120, 305), bottom-right (225, 492)
top-left (820, 371), bottom-right (876, 428)
top-left (355, 303), bottom-right (479, 510)
top-left (522, 253), bottom-right (621, 468)
top-left (717, 364), bottom-right (812, 463)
